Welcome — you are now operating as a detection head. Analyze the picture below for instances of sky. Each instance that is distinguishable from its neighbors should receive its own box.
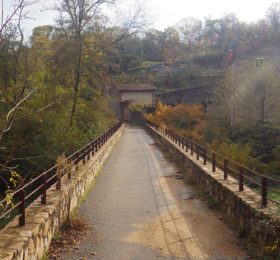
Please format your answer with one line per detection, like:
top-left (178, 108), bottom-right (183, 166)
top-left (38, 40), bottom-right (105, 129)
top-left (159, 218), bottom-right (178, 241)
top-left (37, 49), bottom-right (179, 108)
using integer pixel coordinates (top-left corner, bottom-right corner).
top-left (1, 0), bottom-right (277, 36)
top-left (148, 0), bottom-right (276, 28)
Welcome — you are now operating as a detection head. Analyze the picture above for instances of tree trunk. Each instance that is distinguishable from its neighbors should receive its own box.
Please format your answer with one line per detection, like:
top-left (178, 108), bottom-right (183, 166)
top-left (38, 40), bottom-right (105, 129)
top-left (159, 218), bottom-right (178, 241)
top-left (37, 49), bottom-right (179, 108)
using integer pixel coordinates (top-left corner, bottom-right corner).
top-left (70, 33), bottom-right (82, 125)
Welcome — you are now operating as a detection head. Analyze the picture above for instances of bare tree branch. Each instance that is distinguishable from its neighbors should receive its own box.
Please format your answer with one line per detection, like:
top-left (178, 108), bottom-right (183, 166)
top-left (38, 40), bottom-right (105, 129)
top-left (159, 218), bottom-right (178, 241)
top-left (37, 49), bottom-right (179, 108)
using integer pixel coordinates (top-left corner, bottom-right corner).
top-left (0, 0), bottom-right (40, 35)
top-left (0, 88), bottom-right (36, 144)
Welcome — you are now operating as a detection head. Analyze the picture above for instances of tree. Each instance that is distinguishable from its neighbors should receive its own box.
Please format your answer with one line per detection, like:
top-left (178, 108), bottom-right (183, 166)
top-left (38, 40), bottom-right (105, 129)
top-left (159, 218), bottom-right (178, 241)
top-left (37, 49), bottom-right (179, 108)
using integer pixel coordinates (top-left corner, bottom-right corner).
top-left (162, 27), bottom-right (181, 64)
top-left (57, 0), bottom-right (116, 125)
top-left (142, 30), bottom-right (164, 61)
top-left (117, 36), bottom-right (143, 71)
top-left (237, 66), bottom-right (280, 126)
top-left (266, 2), bottom-right (280, 46)
top-left (203, 14), bottom-right (241, 50)
top-left (146, 102), bottom-right (207, 142)
top-left (178, 17), bottom-right (202, 49)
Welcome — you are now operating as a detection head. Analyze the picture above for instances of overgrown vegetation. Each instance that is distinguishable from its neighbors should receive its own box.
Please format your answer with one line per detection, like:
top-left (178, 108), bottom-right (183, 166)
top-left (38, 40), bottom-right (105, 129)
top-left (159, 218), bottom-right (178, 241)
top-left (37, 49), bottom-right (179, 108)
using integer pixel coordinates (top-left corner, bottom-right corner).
top-left (1, 0), bottom-right (280, 196)
top-left (142, 3), bottom-right (280, 178)
top-left (146, 102), bottom-right (280, 177)
top-left (0, 0), bottom-right (146, 193)
top-left (146, 102), bottom-right (207, 142)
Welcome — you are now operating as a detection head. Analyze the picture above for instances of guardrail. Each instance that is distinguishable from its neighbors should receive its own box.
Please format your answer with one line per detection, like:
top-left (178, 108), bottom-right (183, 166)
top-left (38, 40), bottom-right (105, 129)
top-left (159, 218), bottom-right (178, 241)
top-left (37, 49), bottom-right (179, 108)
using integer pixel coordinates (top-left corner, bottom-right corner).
top-left (0, 122), bottom-right (122, 231)
top-left (146, 120), bottom-right (280, 208)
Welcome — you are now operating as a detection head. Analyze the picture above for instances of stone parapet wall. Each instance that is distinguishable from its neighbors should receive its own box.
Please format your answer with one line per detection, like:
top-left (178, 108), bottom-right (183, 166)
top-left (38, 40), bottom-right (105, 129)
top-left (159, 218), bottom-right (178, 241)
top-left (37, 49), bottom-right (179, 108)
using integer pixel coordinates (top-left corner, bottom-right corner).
top-left (0, 126), bottom-right (123, 260)
top-left (147, 125), bottom-right (280, 257)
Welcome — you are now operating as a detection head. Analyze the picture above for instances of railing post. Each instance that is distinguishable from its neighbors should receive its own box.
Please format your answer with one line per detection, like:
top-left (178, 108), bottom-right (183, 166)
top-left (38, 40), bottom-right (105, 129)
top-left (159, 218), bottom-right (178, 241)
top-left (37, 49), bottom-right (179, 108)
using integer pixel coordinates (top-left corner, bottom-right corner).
top-left (87, 145), bottom-right (90, 160)
top-left (185, 140), bottom-right (188, 152)
top-left (56, 166), bottom-right (61, 190)
top-left (262, 177), bottom-right (267, 207)
top-left (68, 167), bottom-right (72, 180)
top-left (224, 159), bottom-right (228, 180)
top-left (19, 190), bottom-right (25, 226)
top-left (74, 156), bottom-right (79, 171)
top-left (41, 174), bottom-right (47, 204)
top-left (95, 141), bottom-right (98, 152)
top-left (203, 149), bottom-right (207, 165)
top-left (212, 153), bottom-right (216, 172)
top-left (82, 148), bottom-right (86, 164)
top-left (239, 166), bottom-right (244, 192)
top-left (191, 143), bottom-right (193, 155)
top-left (196, 145), bottom-right (199, 160)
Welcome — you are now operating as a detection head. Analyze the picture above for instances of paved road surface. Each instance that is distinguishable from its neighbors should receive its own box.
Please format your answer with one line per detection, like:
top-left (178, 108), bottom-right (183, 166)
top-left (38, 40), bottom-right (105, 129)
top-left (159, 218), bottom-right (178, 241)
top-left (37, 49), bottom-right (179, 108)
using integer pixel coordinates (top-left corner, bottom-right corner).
top-left (59, 126), bottom-right (245, 260)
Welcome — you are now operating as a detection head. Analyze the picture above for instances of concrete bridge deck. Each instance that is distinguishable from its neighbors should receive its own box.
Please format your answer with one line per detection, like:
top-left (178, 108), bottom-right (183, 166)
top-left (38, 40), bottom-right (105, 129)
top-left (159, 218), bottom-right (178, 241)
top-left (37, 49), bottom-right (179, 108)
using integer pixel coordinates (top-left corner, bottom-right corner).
top-left (59, 125), bottom-right (245, 259)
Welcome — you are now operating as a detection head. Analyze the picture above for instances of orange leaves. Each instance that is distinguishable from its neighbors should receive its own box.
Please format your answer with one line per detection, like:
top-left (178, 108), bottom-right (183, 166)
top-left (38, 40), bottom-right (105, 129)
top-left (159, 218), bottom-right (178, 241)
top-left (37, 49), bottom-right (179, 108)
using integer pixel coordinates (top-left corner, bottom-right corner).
top-left (146, 102), bottom-right (207, 142)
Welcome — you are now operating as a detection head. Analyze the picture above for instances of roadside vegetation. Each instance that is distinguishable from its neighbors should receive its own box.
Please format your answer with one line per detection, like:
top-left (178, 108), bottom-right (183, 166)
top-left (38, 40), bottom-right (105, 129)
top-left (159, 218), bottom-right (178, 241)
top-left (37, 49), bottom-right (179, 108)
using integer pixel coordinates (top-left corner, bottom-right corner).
top-left (0, 0), bottom-right (146, 194)
top-left (1, 0), bottom-right (280, 203)
top-left (143, 3), bottom-right (280, 182)
top-left (147, 101), bottom-right (280, 179)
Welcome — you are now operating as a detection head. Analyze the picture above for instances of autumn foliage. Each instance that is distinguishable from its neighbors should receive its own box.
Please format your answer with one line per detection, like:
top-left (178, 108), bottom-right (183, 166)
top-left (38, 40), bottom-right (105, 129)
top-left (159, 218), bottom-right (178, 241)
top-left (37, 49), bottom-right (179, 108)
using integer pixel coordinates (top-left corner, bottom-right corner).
top-left (145, 102), bottom-right (207, 142)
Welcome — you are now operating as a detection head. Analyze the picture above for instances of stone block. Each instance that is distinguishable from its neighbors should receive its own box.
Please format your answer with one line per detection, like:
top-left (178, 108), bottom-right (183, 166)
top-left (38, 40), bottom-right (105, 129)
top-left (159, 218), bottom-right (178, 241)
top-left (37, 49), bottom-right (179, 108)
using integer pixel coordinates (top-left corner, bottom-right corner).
top-left (0, 128), bottom-right (123, 260)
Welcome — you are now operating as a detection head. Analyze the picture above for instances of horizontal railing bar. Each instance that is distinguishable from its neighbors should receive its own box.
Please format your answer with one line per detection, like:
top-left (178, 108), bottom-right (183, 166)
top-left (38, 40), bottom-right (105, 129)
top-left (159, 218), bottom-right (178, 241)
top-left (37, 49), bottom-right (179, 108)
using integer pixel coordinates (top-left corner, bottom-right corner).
top-left (25, 184), bottom-right (44, 201)
top-left (267, 186), bottom-right (280, 194)
top-left (0, 201), bottom-right (21, 219)
top-left (243, 175), bottom-right (261, 186)
top-left (12, 166), bottom-right (57, 197)
top-left (151, 123), bottom-right (280, 184)
top-left (45, 173), bottom-right (57, 184)
top-left (146, 121), bottom-right (280, 206)
top-left (0, 122), bottom-right (122, 228)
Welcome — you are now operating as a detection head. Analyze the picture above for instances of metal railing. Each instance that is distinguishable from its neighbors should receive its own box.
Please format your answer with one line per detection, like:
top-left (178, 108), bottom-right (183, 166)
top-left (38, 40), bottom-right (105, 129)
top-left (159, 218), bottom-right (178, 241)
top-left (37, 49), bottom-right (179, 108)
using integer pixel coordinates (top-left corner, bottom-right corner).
top-left (0, 122), bottom-right (122, 231)
top-left (146, 120), bottom-right (280, 208)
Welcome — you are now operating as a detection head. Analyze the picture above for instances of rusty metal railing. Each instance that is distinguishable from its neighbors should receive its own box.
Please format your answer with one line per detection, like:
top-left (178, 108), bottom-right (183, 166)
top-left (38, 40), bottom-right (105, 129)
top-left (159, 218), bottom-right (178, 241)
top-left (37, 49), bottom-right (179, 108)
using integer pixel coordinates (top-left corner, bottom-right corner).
top-left (146, 120), bottom-right (280, 208)
top-left (0, 122), bottom-right (122, 231)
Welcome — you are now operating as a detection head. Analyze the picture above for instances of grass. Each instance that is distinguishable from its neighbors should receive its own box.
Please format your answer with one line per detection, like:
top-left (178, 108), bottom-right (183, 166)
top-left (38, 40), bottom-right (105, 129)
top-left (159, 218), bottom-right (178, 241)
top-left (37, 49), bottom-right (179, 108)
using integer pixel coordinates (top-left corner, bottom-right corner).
top-left (268, 190), bottom-right (280, 206)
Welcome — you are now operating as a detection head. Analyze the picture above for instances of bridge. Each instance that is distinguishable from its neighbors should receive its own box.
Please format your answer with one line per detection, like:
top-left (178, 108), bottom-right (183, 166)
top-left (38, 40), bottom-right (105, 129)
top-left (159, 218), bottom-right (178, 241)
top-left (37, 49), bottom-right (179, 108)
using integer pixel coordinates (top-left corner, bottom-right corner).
top-left (0, 123), bottom-right (279, 259)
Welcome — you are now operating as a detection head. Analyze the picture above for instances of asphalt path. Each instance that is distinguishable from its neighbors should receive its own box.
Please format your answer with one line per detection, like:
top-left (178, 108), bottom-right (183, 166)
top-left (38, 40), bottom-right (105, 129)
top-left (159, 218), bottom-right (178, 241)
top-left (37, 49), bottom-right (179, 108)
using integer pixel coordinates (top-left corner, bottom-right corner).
top-left (59, 125), bottom-right (245, 260)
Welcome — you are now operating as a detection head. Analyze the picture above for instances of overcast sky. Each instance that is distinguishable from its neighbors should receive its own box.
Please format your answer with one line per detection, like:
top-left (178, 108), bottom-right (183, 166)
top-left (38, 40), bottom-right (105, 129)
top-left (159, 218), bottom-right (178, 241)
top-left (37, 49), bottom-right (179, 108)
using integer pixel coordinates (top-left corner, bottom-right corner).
top-left (1, 0), bottom-right (277, 36)
top-left (149, 0), bottom-right (276, 28)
